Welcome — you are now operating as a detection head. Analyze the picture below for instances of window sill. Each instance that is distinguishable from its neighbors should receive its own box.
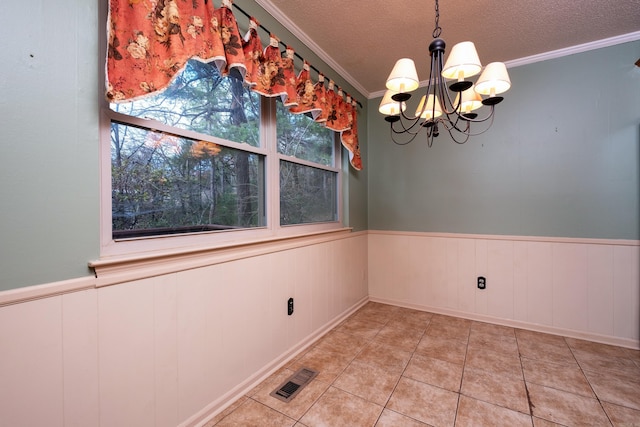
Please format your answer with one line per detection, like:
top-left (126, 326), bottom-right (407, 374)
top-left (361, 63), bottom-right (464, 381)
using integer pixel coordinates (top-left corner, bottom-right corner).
top-left (89, 227), bottom-right (353, 287)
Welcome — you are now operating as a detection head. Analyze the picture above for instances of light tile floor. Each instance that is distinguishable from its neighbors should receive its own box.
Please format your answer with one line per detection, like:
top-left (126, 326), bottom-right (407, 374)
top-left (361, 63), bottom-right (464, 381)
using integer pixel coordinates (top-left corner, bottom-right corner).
top-left (205, 302), bottom-right (640, 426)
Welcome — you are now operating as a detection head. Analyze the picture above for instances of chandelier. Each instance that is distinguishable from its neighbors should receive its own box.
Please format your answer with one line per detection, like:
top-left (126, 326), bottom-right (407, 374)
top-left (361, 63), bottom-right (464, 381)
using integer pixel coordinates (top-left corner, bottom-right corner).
top-left (378, 0), bottom-right (511, 146)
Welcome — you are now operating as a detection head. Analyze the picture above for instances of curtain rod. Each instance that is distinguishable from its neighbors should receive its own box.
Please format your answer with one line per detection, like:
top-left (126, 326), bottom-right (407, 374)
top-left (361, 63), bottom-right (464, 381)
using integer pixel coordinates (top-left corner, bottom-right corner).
top-left (232, 3), bottom-right (362, 108)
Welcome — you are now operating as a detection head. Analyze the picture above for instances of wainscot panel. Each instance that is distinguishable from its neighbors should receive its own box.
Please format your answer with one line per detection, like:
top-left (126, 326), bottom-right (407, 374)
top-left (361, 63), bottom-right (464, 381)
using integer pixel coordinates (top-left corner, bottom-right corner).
top-left (0, 232), bottom-right (369, 427)
top-left (368, 230), bottom-right (639, 349)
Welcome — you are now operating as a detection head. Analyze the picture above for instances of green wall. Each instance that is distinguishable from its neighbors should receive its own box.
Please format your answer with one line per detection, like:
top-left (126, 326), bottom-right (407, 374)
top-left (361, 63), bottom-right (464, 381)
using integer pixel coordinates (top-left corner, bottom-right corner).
top-left (3, 0), bottom-right (635, 291)
top-left (0, 0), bottom-right (101, 290)
top-left (368, 41), bottom-right (640, 240)
top-left (0, 0), bottom-right (368, 291)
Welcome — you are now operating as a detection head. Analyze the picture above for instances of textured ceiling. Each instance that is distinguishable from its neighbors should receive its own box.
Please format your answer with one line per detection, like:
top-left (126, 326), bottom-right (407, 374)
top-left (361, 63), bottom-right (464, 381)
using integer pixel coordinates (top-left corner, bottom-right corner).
top-left (260, 0), bottom-right (640, 98)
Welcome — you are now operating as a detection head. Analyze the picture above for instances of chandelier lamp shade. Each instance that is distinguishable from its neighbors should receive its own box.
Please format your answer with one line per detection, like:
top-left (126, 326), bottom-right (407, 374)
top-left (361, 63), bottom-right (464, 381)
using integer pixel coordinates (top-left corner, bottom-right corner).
top-left (379, 0), bottom-right (512, 146)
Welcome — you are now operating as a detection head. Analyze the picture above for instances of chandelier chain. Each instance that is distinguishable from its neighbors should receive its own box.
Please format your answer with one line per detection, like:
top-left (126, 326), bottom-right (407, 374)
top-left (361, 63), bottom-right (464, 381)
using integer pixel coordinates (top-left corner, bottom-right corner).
top-left (433, 0), bottom-right (442, 38)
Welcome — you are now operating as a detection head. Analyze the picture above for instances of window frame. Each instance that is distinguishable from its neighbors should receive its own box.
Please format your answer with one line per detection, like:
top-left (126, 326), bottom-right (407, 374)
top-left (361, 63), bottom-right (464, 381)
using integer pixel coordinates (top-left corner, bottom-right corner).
top-left (99, 95), bottom-right (343, 259)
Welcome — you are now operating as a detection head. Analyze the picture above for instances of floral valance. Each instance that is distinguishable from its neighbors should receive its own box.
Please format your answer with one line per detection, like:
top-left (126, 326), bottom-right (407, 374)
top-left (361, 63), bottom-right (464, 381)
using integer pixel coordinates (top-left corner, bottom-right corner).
top-left (106, 0), bottom-right (362, 170)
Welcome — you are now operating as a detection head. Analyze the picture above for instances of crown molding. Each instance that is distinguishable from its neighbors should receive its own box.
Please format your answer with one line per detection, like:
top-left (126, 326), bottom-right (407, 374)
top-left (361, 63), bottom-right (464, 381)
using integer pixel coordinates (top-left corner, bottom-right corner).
top-left (252, 2), bottom-right (640, 100)
top-left (505, 30), bottom-right (640, 69)
top-left (370, 31), bottom-right (640, 100)
top-left (255, 0), bottom-right (369, 99)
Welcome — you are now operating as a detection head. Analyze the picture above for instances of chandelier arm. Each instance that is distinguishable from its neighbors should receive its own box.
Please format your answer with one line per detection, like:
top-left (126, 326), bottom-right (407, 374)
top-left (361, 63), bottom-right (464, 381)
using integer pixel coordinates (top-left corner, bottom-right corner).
top-left (412, 50), bottom-right (439, 127)
top-left (390, 120), bottom-right (422, 137)
top-left (438, 67), bottom-right (462, 116)
top-left (445, 107), bottom-right (498, 138)
top-left (431, 117), bottom-right (471, 144)
top-left (397, 107), bottom-right (421, 123)
top-left (445, 111), bottom-right (471, 133)
top-left (459, 112), bottom-right (496, 137)
top-left (440, 110), bottom-right (497, 138)
top-left (438, 76), bottom-right (499, 138)
top-left (394, 110), bottom-right (427, 134)
top-left (453, 105), bottom-right (496, 124)
top-left (395, 72), bottom-right (438, 134)
top-left (445, 126), bottom-right (472, 144)
top-left (438, 118), bottom-right (471, 144)
top-left (407, 53), bottom-right (437, 127)
top-left (429, 54), bottom-right (441, 120)
top-left (389, 123), bottom-right (422, 145)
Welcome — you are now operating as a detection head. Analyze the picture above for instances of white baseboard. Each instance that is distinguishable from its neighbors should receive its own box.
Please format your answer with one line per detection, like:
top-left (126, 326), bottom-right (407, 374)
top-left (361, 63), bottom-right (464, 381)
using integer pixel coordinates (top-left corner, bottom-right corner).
top-left (184, 295), bottom-right (370, 427)
top-left (369, 297), bottom-right (640, 350)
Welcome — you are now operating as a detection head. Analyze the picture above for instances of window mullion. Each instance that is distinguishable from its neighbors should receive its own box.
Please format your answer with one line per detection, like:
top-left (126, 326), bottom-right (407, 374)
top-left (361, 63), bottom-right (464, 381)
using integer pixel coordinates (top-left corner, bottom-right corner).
top-left (277, 153), bottom-right (341, 173)
top-left (262, 96), bottom-right (280, 234)
top-left (106, 109), bottom-right (268, 157)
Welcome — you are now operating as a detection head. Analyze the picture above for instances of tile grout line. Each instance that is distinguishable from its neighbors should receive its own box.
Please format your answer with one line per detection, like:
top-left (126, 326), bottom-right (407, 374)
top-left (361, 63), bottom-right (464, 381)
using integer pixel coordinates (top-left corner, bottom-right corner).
top-left (376, 315), bottom-right (431, 426)
top-left (516, 333), bottom-right (536, 422)
top-left (452, 324), bottom-right (473, 426)
top-left (563, 337), bottom-right (615, 427)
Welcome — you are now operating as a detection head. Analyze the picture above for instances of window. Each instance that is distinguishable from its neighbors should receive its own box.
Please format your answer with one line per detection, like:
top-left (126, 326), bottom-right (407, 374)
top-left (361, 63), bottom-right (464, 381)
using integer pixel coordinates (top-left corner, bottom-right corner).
top-left (276, 99), bottom-right (338, 226)
top-left (101, 60), bottom-right (341, 257)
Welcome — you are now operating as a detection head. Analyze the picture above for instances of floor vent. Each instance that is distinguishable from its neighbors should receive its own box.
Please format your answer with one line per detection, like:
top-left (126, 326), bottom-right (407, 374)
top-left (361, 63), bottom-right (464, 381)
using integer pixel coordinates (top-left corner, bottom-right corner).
top-left (270, 368), bottom-right (318, 403)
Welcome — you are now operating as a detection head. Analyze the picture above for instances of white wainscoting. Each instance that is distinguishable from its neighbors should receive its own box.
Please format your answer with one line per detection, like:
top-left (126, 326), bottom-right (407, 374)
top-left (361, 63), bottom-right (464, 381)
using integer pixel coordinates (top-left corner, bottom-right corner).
top-left (0, 232), bottom-right (368, 427)
top-left (368, 230), bottom-right (640, 349)
top-left (1, 230), bottom-right (637, 427)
